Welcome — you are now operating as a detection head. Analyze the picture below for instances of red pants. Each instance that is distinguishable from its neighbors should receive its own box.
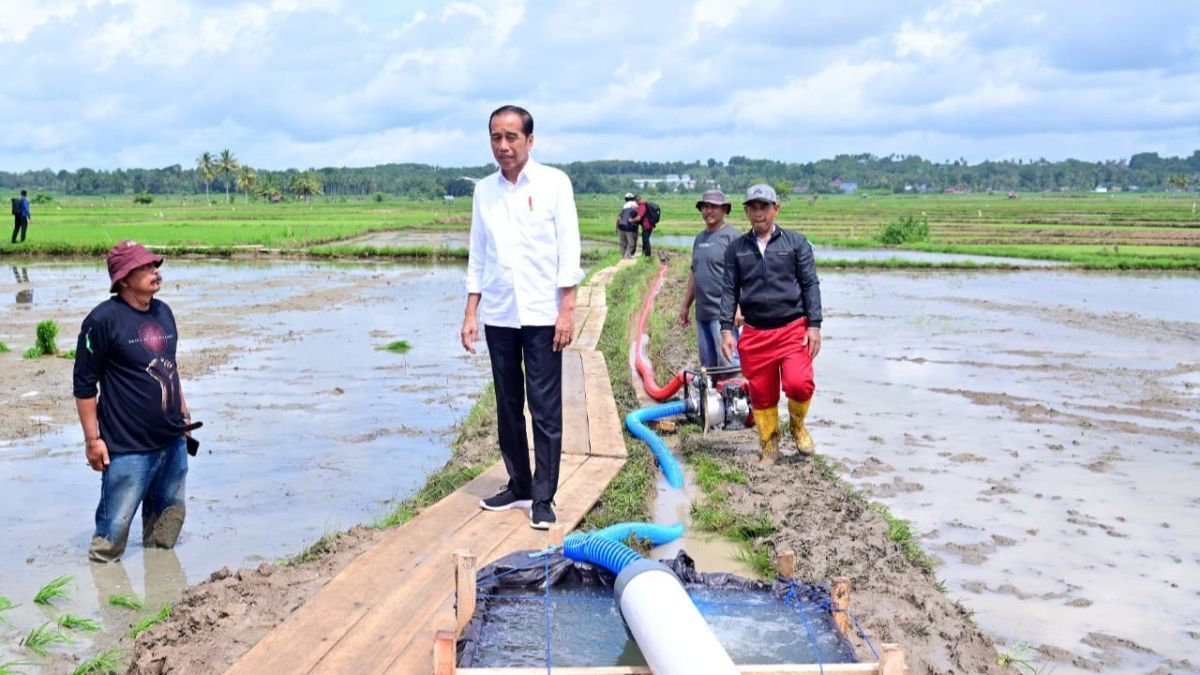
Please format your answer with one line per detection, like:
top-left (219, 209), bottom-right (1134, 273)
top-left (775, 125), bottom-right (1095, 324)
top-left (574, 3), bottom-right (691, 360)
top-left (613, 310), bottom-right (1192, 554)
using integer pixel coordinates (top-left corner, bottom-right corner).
top-left (737, 318), bottom-right (815, 409)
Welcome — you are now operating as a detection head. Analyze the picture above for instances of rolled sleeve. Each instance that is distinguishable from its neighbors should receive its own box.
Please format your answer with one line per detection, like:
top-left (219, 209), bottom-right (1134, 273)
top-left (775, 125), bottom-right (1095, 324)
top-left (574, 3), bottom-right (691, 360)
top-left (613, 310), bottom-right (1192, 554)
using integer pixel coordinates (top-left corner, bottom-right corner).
top-left (554, 175), bottom-right (584, 288)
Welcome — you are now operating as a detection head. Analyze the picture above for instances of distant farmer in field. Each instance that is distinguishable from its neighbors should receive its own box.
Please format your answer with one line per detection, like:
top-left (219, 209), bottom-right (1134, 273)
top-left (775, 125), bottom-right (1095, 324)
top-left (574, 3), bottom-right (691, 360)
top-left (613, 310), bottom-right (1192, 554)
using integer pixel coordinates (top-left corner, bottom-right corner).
top-left (679, 189), bottom-right (741, 368)
top-left (617, 192), bottom-right (639, 258)
top-left (10, 189), bottom-right (30, 244)
top-left (720, 184), bottom-right (822, 465)
top-left (462, 105), bottom-right (584, 530)
top-left (633, 194), bottom-right (656, 258)
top-left (73, 241), bottom-right (195, 562)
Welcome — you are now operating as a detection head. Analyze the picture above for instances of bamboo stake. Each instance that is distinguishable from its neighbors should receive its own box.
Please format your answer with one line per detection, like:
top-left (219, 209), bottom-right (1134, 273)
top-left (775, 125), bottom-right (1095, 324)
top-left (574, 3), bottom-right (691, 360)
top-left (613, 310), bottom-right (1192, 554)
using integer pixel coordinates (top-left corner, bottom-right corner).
top-left (549, 524), bottom-right (565, 548)
top-left (777, 550), bottom-right (796, 580)
top-left (454, 550), bottom-right (477, 635)
top-left (433, 630), bottom-right (456, 675)
top-left (832, 576), bottom-right (851, 637)
top-left (878, 643), bottom-right (908, 675)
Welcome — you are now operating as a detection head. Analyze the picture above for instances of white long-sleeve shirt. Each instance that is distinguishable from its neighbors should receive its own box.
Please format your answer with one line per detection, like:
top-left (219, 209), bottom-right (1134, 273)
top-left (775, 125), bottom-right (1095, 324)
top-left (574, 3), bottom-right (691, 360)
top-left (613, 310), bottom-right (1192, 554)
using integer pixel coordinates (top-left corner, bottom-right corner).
top-left (465, 157), bottom-right (584, 328)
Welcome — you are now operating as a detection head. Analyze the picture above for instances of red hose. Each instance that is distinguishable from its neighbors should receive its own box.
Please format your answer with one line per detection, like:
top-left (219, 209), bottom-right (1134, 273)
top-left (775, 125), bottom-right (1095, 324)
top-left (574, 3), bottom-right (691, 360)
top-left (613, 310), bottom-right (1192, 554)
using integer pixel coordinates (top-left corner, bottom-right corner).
top-left (635, 264), bottom-right (686, 401)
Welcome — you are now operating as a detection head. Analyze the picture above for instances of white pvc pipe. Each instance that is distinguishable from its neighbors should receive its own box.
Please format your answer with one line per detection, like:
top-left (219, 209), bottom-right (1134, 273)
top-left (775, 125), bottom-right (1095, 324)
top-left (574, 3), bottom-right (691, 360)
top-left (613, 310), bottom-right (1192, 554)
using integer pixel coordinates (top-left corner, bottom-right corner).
top-left (615, 560), bottom-right (737, 675)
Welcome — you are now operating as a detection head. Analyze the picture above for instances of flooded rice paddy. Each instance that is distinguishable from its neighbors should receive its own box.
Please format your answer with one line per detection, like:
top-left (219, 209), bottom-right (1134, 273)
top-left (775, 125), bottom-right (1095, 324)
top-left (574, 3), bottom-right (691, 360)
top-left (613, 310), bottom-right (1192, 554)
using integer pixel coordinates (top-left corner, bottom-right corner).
top-left (0, 260), bottom-right (491, 661)
top-left (815, 269), bottom-right (1199, 673)
top-left (655, 234), bottom-right (1068, 266)
top-left (1, 257), bottom-right (1197, 672)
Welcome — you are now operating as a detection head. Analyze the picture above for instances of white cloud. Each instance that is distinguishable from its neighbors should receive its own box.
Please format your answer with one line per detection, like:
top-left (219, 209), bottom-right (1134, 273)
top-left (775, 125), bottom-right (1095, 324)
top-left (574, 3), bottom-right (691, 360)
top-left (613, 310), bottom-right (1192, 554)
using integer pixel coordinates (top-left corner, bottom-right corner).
top-left (1, 0), bottom-right (1199, 171)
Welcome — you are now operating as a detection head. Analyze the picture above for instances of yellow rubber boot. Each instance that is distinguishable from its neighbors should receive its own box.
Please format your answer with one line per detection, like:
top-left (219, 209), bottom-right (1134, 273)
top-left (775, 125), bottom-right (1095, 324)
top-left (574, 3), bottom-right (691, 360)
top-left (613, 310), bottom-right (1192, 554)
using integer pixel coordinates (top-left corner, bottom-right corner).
top-left (788, 398), bottom-right (815, 456)
top-left (751, 407), bottom-right (781, 466)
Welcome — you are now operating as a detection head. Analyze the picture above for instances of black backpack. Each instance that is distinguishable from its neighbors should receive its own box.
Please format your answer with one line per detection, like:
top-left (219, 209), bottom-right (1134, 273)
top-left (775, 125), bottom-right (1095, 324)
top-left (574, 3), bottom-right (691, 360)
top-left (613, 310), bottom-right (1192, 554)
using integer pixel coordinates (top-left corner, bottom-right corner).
top-left (644, 201), bottom-right (661, 226)
top-left (10, 199), bottom-right (19, 216)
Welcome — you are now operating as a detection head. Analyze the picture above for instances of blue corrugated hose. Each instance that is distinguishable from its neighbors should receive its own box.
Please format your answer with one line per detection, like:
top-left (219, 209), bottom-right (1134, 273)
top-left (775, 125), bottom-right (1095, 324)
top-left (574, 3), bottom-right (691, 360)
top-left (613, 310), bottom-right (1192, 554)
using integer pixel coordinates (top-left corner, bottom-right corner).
top-left (563, 534), bottom-right (644, 575)
top-left (625, 400), bottom-right (688, 488)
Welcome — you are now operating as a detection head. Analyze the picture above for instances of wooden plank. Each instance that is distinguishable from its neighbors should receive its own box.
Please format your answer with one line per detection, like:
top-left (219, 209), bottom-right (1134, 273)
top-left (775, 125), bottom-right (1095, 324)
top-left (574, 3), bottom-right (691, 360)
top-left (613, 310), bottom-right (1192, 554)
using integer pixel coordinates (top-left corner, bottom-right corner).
top-left (457, 665), bottom-right (880, 674)
top-left (574, 305), bottom-right (607, 349)
top-left (230, 455), bottom-right (585, 674)
top-left (226, 460), bottom-right (513, 674)
top-left (314, 456), bottom-right (605, 674)
top-left (381, 457), bottom-right (626, 674)
top-left (579, 350), bottom-right (626, 458)
top-left (561, 351), bottom-right (590, 455)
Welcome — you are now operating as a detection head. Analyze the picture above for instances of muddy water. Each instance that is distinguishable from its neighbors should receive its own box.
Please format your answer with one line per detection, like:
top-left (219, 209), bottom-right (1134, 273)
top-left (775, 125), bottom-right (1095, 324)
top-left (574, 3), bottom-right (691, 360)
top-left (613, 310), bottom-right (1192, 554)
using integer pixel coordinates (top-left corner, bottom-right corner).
top-left (0, 260), bottom-right (491, 663)
top-left (816, 270), bottom-right (1200, 673)
top-left (655, 235), bottom-right (1068, 267)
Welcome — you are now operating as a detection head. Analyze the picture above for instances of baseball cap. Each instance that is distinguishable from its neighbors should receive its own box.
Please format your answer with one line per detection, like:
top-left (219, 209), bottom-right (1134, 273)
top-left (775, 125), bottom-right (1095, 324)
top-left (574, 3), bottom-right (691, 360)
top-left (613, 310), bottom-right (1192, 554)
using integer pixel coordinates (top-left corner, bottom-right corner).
top-left (107, 240), bottom-right (163, 293)
top-left (624, 192), bottom-right (635, 200)
top-left (743, 183), bottom-right (778, 205)
top-left (696, 189), bottom-right (731, 213)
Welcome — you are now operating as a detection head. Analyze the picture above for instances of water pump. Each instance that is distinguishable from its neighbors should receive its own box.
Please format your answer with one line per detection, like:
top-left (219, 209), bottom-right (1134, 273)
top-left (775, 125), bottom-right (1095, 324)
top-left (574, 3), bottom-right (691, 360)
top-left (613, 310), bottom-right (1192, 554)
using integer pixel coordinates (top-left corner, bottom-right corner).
top-left (682, 365), bottom-right (752, 433)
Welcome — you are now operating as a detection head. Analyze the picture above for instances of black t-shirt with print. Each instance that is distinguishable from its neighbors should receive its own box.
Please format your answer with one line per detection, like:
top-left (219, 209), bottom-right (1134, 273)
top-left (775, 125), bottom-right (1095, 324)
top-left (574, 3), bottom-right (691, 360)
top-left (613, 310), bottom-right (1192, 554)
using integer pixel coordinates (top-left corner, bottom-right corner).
top-left (73, 297), bottom-right (185, 454)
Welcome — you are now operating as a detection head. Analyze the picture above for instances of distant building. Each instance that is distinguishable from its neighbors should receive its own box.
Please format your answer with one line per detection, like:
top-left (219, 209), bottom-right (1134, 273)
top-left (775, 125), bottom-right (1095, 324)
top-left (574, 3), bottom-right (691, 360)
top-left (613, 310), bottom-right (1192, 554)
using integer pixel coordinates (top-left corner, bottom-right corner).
top-left (1094, 185), bottom-right (1108, 193)
top-left (632, 174), bottom-right (696, 191)
top-left (839, 181), bottom-right (858, 194)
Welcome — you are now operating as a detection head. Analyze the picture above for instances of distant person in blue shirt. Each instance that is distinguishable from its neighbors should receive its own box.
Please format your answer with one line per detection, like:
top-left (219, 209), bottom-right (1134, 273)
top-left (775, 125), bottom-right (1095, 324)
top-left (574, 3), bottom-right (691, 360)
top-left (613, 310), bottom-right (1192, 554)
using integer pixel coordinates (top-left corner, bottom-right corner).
top-left (11, 190), bottom-right (30, 244)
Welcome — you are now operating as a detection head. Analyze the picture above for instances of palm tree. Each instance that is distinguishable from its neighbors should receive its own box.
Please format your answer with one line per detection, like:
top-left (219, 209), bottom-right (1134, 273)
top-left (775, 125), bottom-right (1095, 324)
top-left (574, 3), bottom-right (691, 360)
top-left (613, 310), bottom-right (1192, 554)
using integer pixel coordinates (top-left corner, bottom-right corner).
top-left (196, 152), bottom-right (215, 203)
top-left (217, 149), bottom-right (240, 203)
top-left (290, 171), bottom-right (323, 202)
top-left (235, 166), bottom-right (257, 203)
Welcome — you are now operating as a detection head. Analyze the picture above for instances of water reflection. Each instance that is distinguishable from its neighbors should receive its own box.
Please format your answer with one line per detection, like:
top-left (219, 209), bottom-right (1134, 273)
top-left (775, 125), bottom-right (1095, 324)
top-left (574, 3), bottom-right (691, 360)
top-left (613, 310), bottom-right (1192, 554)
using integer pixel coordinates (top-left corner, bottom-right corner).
top-left (90, 549), bottom-right (187, 612)
top-left (13, 266), bottom-right (32, 306)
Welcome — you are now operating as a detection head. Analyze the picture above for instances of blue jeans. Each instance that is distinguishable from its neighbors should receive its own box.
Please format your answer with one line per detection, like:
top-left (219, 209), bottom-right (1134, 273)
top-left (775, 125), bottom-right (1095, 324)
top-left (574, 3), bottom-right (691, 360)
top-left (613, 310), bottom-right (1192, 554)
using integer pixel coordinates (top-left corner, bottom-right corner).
top-left (90, 437), bottom-right (188, 563)
top-left (696, 319), bottom-right (739, 369)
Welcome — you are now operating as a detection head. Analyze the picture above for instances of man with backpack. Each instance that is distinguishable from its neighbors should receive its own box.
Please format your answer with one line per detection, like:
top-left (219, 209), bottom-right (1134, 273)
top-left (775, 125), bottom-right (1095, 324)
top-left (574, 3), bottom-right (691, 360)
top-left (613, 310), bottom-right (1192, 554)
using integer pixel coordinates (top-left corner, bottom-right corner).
top-left (634, 194), bottom-right (660, 258)
top-left (11, 190), bottom-right (31, 244)
top-left (616, 193), bottom-right (639, 258)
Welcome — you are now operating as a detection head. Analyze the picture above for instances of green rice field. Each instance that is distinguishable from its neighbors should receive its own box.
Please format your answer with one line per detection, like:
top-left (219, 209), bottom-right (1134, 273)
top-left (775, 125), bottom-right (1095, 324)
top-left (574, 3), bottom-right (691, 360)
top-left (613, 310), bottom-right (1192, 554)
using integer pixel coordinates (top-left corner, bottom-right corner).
top-left (2, 192), bottom-right (1198, 269)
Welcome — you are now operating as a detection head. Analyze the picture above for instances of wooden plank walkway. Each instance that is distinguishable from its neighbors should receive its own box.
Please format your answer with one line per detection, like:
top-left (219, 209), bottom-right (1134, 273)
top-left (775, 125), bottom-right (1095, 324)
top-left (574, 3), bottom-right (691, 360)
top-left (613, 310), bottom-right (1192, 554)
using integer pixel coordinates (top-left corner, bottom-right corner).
top-left (228, 260), bottom-right (634, 675)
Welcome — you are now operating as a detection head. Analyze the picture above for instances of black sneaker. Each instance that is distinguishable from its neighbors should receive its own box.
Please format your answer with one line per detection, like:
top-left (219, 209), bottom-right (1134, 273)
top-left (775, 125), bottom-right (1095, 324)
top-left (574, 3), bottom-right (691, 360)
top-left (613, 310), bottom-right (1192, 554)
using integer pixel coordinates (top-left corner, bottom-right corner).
top-left (479, 488), bottom-right (532, 512)
top-left (530, 500), bottom-right (556, 530)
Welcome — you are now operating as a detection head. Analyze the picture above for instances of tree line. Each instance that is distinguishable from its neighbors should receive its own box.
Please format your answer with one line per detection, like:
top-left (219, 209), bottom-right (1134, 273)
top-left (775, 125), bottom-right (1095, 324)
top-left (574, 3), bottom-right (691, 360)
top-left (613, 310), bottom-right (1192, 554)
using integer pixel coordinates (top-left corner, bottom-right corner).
top-left (2, 151), bottom-right (1198, 199)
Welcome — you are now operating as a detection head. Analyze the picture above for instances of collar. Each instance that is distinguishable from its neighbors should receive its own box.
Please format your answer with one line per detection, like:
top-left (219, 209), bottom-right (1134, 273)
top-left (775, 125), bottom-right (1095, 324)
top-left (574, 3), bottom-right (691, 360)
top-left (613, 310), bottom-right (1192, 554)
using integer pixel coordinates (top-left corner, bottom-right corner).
top-left (496, 157), bottom-right (538, 188)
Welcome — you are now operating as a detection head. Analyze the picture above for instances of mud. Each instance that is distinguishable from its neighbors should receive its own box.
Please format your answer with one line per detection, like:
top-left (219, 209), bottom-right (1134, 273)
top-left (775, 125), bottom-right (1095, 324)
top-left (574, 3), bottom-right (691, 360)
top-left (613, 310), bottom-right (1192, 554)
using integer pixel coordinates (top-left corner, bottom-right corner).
top-left (636, 259), bottom-right (1199, 673)
top-left (4, 258), bottom-right (1197, 674)
top-left (0, 259), bottom-right (492, 671)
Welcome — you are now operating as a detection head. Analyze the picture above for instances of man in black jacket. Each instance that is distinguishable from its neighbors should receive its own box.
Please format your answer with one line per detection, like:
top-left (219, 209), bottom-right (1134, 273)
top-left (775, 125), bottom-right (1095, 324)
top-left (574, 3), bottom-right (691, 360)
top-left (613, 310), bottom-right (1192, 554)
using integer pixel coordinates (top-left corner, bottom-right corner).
top-left (720, 184), bottom-right (822, 464)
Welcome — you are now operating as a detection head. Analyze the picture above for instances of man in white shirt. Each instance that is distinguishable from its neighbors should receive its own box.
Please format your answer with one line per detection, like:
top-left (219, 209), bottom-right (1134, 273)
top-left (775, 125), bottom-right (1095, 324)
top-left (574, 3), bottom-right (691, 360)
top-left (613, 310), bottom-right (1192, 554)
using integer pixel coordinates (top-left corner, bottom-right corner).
top-left (461, 105), bottom-right (584, 530)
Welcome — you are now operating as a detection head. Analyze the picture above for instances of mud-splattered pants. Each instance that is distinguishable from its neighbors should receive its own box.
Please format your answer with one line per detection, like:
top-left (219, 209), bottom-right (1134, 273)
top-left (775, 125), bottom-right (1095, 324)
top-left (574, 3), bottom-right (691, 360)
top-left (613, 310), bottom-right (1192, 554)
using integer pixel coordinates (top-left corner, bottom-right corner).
top-left (737, 317), bottom-right (815, 409)
top-left (90, 436), bottom-right (188, 563)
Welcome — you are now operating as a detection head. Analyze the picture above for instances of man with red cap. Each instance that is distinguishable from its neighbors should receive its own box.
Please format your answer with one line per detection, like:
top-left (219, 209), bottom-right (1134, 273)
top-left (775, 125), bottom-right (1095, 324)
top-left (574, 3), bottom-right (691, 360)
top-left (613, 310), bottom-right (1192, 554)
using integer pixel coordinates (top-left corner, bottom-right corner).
top-left (73, 241), bottom-right (195, 562)
top-left (720, 184), bottom-right (822, 465)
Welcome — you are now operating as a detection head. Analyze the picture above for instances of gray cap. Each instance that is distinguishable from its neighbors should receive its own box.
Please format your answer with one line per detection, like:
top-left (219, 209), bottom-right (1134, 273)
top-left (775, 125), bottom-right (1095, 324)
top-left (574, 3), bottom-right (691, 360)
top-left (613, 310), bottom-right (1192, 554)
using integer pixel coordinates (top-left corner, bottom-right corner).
top-left (696, 189), bottom-right (731, 213)
top-left (743, 183), bottom-right (778, 205)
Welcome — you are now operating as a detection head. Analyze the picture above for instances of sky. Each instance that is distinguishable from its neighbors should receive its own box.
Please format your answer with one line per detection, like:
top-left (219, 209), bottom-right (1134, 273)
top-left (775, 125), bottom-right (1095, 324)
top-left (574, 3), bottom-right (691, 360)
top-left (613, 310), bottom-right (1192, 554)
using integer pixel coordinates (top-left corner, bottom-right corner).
top-left (1, 0), bottom-right (1199, 172)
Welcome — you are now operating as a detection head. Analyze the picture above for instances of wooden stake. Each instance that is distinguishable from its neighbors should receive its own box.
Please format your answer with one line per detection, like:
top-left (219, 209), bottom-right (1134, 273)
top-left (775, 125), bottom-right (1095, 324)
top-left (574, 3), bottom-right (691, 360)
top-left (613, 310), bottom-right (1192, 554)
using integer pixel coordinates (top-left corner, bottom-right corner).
top-left (454, 550), bottom-right (476, 635)
top-left (777, 550), bottom-right (795, 580)
top-left (878, 642), bottom-right (908, 675)
top-left (432, 630), bottom-right (456, 675)
top-left (832, 576), bottom-right (851, 638)
top-left (549, 524), bottom-right (565, 548)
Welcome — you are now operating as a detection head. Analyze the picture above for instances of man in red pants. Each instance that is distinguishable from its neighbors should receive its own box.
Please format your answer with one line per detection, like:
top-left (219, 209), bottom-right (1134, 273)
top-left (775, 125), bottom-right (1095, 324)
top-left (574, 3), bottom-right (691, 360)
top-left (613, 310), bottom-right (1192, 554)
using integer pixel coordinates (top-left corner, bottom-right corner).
top-left (720, 184), bottom-right (822, 464)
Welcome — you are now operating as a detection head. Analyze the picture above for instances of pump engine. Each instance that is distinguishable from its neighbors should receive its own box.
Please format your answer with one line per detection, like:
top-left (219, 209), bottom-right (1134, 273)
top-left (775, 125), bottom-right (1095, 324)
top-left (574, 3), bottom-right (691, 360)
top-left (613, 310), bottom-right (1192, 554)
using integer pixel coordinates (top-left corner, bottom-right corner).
top-left (682, 365), bottom-right (753, 433)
